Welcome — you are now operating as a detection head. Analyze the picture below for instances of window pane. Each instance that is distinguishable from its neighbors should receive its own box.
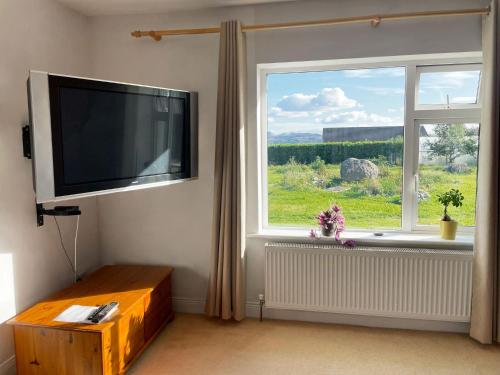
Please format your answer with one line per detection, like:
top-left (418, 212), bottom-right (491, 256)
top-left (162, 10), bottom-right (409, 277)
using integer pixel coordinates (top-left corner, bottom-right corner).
top-left (266, 67), bottom-right (405, 229)
top-left (417, 69), bottom-right (481, 106)
top-left (417, 123), bottom-right (479, 226)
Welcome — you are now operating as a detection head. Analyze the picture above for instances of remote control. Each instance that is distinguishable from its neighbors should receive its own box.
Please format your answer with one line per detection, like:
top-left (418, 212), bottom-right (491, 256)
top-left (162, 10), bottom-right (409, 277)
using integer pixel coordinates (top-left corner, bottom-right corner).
top-left (87, 302), bottom-right (119, 323)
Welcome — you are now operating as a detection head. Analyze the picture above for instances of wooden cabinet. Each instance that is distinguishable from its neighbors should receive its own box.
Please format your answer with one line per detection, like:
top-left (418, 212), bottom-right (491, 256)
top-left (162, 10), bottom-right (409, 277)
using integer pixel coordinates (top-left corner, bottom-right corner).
top-left (8, 265), bottom-right (173, 375)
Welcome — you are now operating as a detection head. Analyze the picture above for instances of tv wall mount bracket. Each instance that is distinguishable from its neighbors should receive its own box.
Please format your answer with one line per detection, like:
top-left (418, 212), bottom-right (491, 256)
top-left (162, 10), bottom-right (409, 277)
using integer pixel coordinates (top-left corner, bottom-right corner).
top-left (22, 125), bottom-right (31, 159)
top-left (36, 204), bottom-right (81, 227)
top-left (23, 125), bottom-right (82, 226)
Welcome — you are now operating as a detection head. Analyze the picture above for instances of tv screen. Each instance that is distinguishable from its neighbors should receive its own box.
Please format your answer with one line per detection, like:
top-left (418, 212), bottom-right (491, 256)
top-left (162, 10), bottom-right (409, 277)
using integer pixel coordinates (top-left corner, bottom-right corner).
top-left (58, 87), bottom-right (186, 184)
top-left (28, 72), bottom-right (198, 202)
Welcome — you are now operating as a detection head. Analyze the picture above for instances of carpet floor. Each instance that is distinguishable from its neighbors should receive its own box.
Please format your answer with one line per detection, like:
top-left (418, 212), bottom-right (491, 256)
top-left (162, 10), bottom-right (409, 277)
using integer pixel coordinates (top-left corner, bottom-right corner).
top-left (128, 313), bottom-right (500, 375)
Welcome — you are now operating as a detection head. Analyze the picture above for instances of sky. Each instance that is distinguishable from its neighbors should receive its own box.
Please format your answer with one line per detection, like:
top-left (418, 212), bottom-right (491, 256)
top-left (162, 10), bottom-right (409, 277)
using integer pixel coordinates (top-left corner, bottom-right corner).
top-left (266, 66), bottom-right (481, 135)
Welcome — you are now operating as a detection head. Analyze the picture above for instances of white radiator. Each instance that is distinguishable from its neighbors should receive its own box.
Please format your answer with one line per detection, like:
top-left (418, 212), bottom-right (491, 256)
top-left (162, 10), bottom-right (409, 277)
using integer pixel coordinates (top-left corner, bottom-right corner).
top-left (265, 242), bottom-right (473, 322)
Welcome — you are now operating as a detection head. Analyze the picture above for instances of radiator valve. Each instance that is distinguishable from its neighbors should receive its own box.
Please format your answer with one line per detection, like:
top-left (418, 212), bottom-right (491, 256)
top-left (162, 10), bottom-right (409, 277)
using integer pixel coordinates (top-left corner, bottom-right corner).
top-left (258, 294), bottom-right (265, 322)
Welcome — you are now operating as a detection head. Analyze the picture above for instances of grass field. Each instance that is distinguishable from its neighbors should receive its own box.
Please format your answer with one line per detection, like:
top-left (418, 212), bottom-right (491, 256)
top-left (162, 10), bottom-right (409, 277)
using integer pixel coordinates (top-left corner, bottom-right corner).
top-left (267, 160), bottom-right (477, 229)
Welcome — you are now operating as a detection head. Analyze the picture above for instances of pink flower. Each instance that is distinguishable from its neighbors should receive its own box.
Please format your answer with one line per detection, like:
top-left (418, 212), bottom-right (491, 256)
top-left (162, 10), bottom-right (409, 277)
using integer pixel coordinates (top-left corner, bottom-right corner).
top-left (315, 203), bottom-right (353, 245)
top-left (309, 229), bottom-right (318, 238)
top-left (342, 239), bottom-right (357, 248)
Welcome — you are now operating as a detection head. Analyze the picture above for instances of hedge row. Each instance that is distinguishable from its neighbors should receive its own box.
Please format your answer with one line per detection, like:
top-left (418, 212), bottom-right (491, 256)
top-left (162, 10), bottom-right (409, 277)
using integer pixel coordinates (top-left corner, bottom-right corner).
top-left (267, 140), bottom-right (404, 165)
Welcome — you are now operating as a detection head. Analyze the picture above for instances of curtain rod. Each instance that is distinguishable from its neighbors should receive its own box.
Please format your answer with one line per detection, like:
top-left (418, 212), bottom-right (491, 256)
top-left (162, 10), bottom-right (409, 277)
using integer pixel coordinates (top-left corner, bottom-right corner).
top-left (131, 7), bottom-right (490, 41)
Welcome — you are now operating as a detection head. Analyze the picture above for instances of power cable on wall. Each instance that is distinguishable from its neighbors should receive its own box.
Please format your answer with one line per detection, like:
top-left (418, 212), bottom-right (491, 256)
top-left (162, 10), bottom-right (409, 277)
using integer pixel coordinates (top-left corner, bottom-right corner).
top-left (53, 215), bottom-right (81, 282)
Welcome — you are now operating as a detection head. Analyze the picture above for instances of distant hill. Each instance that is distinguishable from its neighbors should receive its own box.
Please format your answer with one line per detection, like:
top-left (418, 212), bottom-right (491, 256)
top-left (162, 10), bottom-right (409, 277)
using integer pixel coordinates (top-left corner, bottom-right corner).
top-left (268, 132), bottom-right (322, 144)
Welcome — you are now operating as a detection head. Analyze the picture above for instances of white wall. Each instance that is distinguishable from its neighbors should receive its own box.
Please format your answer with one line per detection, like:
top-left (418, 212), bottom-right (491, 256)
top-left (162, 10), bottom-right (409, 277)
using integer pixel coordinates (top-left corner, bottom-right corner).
top-left (0, 0), bottom-right (101, 372)
top-left (90, 0), bottom-right (485, 311)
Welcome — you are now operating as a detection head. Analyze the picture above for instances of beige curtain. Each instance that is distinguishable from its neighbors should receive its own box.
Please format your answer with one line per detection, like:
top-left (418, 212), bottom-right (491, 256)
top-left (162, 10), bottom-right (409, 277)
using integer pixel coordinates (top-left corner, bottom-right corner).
top-left (470, 0), bottom-right (500, 344)
top-left (206, 20), bottom-right (247, 321)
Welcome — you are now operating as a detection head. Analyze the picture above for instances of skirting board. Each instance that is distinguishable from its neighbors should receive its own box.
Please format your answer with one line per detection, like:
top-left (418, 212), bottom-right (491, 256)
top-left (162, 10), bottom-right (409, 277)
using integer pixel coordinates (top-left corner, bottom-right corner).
top-left (172, 298), bottom-right (469, 333)
top-left (0, 356), bottom-right (15, 375)
top-left (173, 297), bottom-right (205, 314)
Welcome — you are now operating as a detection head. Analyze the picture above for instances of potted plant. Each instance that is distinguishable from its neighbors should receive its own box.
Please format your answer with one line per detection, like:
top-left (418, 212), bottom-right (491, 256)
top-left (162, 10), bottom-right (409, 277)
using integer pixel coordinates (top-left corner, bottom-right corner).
top-left (437, 189), bottom-right (464, 240)
top-left (316, 204), bottom-right (345, 239)
top-left (310, 204), bottom-right (356, 247)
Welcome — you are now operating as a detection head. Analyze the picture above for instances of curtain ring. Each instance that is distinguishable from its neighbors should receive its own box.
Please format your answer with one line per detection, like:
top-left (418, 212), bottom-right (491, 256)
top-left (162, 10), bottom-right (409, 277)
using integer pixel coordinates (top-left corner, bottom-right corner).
top-left (371, 16), bottom-right (381, 27)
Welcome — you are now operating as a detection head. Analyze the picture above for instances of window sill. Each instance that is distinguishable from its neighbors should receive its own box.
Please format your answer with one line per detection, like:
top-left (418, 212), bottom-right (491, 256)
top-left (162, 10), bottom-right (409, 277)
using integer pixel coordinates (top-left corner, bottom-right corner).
top-left (248, 229), bottom-right (473, 251)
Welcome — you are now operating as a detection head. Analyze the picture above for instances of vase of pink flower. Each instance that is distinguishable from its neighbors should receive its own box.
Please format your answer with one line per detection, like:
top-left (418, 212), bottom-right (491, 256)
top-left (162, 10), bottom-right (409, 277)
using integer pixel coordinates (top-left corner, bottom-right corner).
top-left (321, 225), bottom-right (334, 237)
top-left (316, 204), bottom-right (345, 240)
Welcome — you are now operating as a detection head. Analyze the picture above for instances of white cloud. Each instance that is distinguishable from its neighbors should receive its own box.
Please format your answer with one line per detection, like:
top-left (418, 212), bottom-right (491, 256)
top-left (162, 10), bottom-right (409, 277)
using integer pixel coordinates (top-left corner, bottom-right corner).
top-left (276, 87), bottom-right (358, 111)
top-left (310, 88), bottom-right (358, 109)
top-left (267, 122), bottom-right (325, 134)
top-left (275, 93), bottom-right (316, 111)
top-left (322, 110), bottom-right (395, 125)
top-left (368, 113), bottom-right (395, 123)
top-left (358, 86), bottom-right (404, 96)
top-left (270, 106), bottom-right (312, 119)
top-left (420, 70), bottom-right (480, 90)
top-left (269, 87), bottom-right (402, 130)
top-left (451, 96), bottom-right (477, 104)
top-left (444, 71), bottom-right (479, 82)
top-left (272, 87), bottom-right (358, 120)
top-left (320, 114), bottom-right (340, 123)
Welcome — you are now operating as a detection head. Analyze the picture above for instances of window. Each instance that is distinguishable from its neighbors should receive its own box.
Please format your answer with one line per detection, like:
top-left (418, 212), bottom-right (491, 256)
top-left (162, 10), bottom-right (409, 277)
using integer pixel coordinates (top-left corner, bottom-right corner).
top-left (417, 122), bottom-right (479, 227)
top-left (416, 65), bottom-right (481, 109)
top-left (259, 55), bottom-right (482, 233)
top-left (265, 67), bottom-right (405, 229)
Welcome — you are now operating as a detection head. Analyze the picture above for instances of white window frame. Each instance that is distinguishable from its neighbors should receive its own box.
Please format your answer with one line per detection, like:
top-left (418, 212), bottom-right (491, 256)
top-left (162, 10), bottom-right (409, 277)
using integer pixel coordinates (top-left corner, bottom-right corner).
top-left (257, 52), bottom-right (482, 234)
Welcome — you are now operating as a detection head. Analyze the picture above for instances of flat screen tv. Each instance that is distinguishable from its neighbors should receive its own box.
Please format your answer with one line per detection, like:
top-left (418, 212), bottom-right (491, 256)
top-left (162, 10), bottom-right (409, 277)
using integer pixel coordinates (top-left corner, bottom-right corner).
top-left (27, 71), bottom-right (198, 203)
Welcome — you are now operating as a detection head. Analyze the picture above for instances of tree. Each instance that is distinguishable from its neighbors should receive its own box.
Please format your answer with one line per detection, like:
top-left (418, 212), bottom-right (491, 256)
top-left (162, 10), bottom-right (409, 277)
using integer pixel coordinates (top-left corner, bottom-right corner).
top-left (437, 189), bottom-right (464, 221)
top-left (425, 124), bottom-right (478, 165)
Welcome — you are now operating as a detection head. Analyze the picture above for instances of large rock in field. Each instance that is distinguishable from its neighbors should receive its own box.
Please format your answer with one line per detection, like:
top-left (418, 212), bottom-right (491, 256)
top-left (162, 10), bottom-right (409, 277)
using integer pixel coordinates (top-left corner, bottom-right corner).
top-left (445, 163), bottom-right (470, 174)
top-left (340, 158), bottom-right (379, 182)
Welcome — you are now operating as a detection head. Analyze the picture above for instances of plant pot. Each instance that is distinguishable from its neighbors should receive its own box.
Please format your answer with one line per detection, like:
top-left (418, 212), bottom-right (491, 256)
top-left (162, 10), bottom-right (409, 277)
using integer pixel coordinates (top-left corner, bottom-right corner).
top-left (321, 226), bottom-right (334, 237)
top-left (440, 220), bottom-right (458, 240)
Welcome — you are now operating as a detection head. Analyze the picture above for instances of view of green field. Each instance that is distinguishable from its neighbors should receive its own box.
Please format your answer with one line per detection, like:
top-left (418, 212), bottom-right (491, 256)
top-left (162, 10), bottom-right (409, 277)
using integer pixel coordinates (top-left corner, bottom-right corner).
top-left (265, 68), bottom-right (480, 231)
top-left (267, 158), bottom-right (477, 229)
